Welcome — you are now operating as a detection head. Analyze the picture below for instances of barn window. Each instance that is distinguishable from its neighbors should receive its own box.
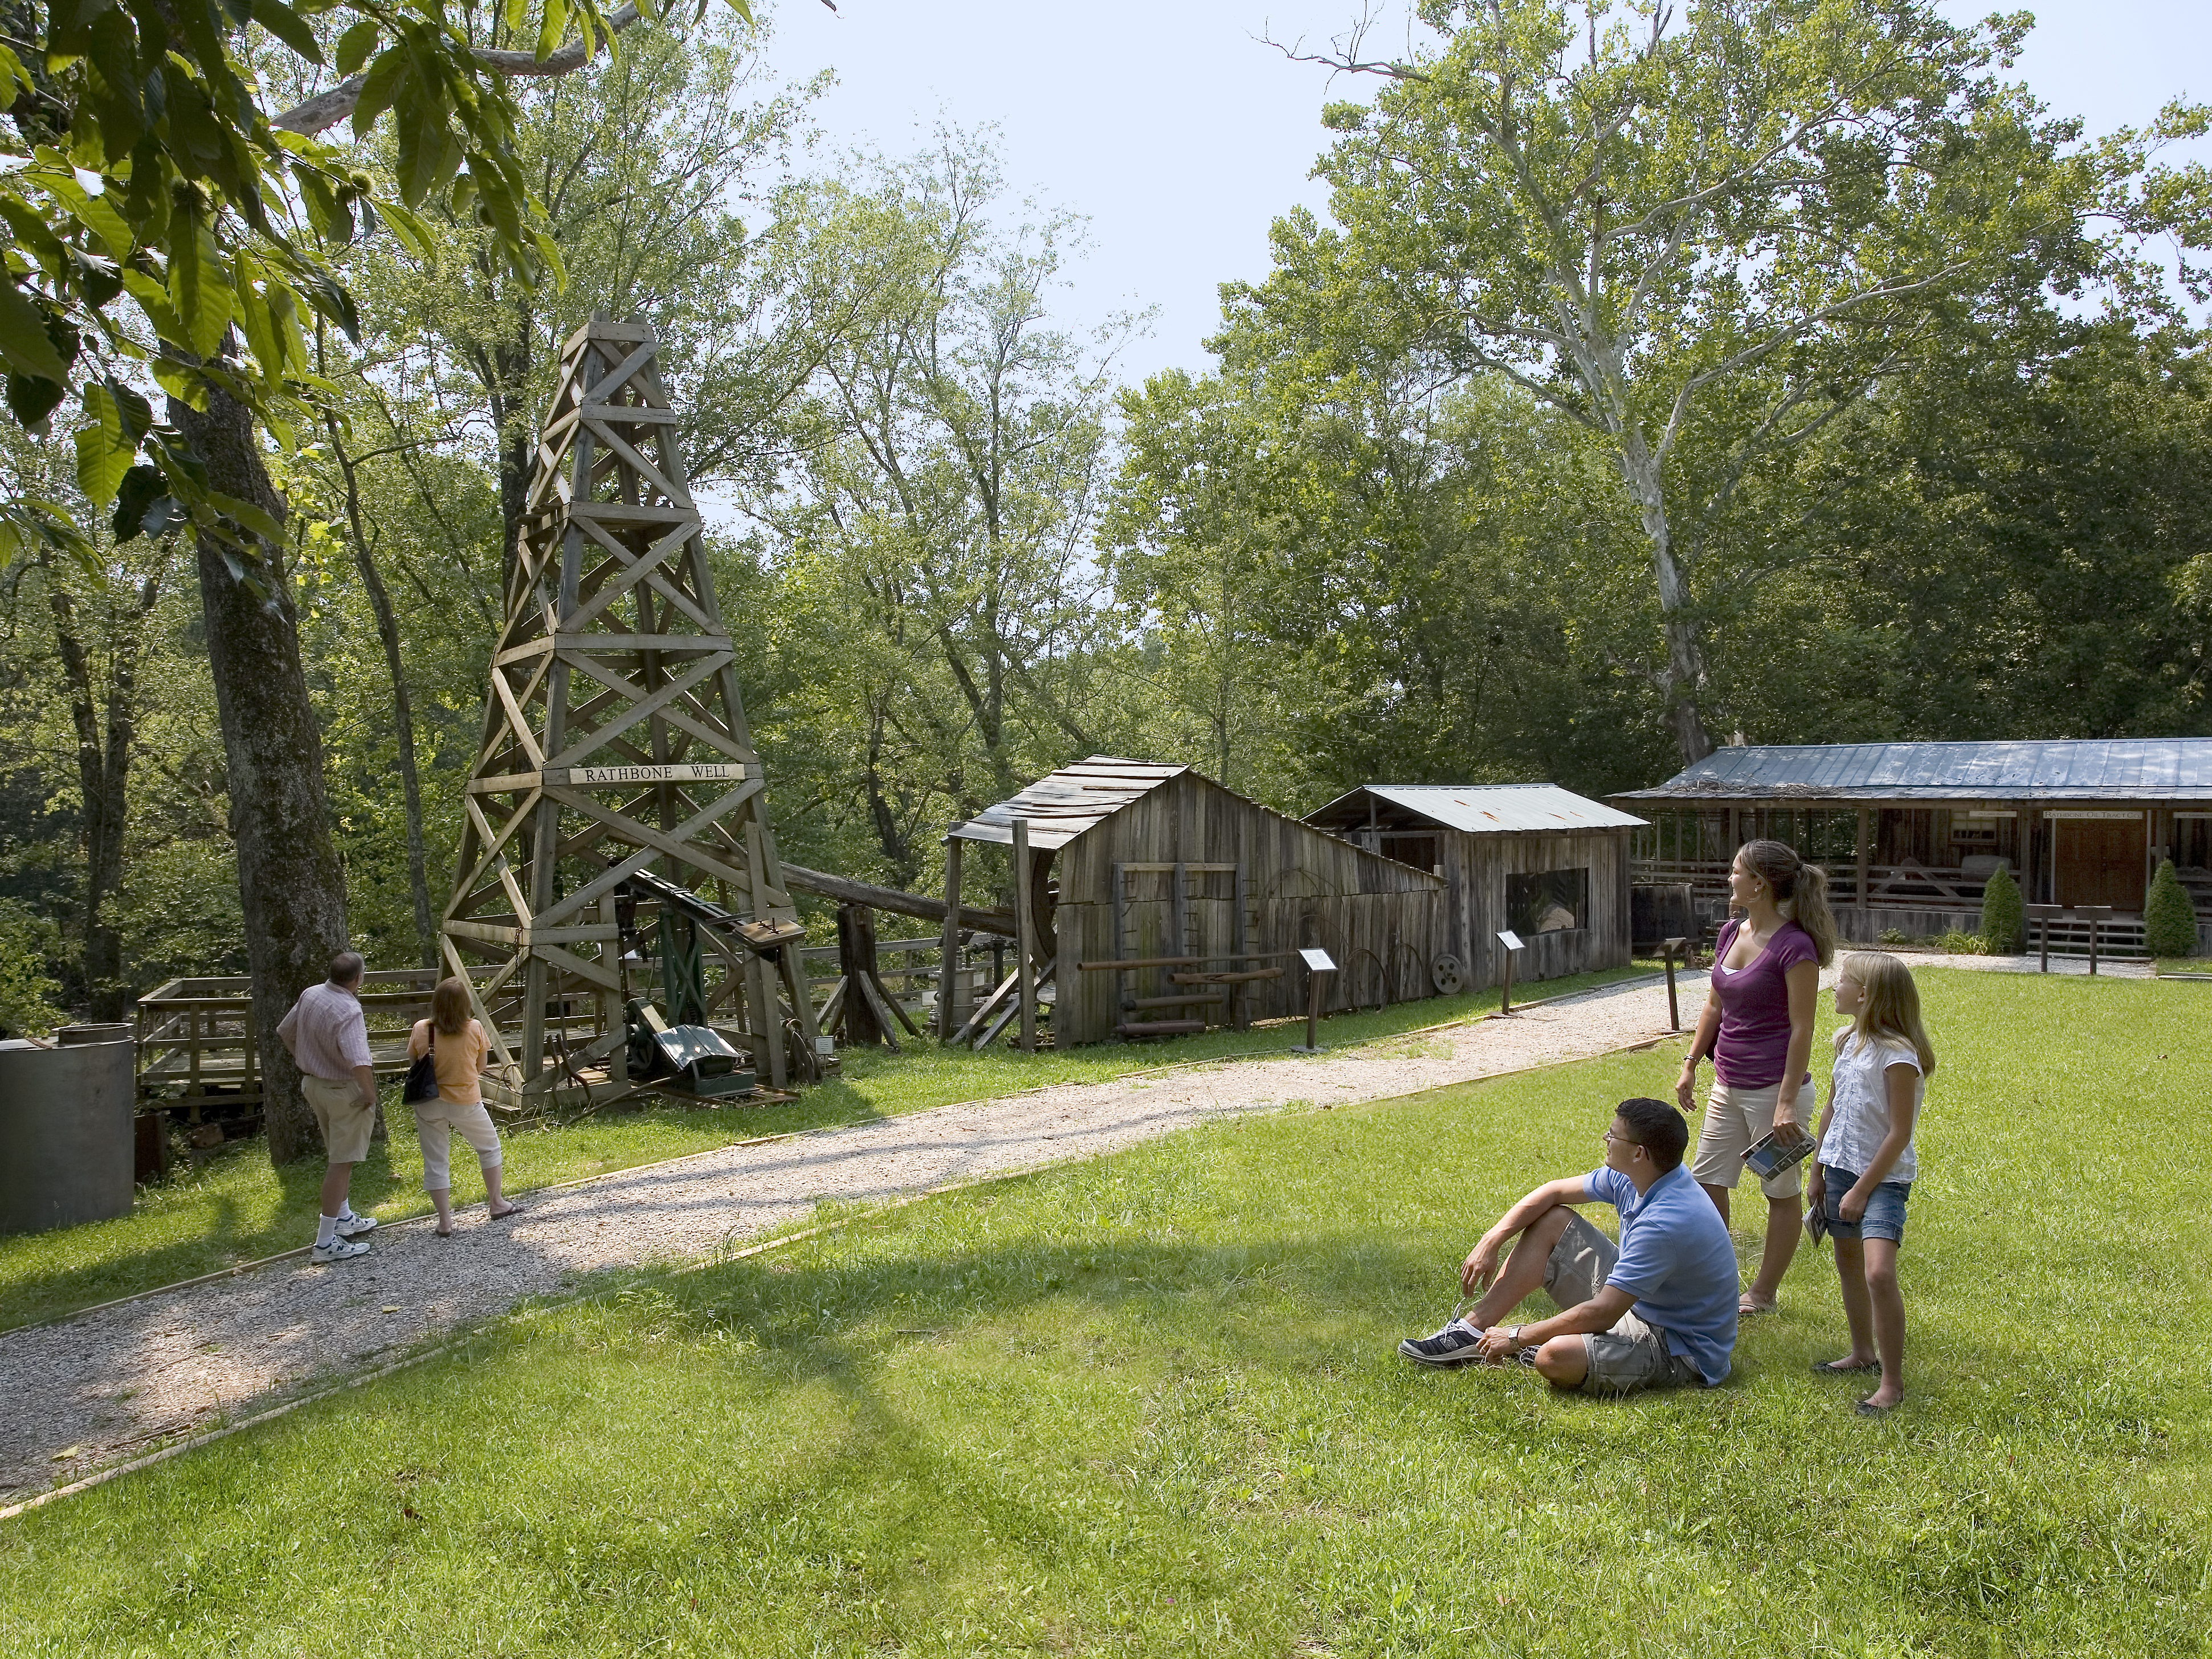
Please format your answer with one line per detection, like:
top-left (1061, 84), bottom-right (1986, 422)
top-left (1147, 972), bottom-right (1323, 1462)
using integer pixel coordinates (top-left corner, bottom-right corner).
top-left (1509, 868), bottom-right (1589, 935)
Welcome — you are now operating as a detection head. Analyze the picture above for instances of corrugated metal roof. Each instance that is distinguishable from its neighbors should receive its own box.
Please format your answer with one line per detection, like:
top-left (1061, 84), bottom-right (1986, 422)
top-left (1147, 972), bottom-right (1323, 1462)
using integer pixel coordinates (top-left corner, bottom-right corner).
top-left (1308, 783), bottom-right (1646, 834)
top-left (948, 758), bottom-right (1189, 851)
top-left (1613, 740), bottom-right (2212, 801)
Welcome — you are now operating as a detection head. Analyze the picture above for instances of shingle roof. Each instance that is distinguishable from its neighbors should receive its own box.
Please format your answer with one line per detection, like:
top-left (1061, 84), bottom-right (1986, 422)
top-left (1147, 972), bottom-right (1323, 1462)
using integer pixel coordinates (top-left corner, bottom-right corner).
top-left (947, 758), bottom-right (1189, 851)
top-left (1307, 783), bottom-right (1645, 834)
top-left (1613, 741), bottom-right (2212, 802)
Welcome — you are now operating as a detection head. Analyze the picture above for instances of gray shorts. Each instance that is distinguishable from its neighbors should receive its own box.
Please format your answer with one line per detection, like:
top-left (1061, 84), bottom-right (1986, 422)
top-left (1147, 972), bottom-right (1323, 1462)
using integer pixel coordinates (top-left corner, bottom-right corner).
top-left (1537, 1212), bottom-right (1705, 1396)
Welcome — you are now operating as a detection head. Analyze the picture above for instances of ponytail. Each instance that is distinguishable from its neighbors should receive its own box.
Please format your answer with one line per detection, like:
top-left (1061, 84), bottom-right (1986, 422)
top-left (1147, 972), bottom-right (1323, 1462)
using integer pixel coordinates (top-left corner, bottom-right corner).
top-left (1740, 838), bottom-right (1837, 967)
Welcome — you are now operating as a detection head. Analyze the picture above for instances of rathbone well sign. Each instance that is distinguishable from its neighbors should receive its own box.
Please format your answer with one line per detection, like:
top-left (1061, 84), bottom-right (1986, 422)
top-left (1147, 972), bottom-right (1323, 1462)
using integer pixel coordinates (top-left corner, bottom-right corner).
top-left (546, 763), bottom-right (751, 787)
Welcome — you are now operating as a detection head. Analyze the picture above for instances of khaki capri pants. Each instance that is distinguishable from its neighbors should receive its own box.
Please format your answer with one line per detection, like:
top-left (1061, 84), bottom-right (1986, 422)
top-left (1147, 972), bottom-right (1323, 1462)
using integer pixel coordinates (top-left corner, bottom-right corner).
top-left (1691, 1076), bottom-right (1815, 1200)
top-left (411, 1097), bottom-right (504, 1191)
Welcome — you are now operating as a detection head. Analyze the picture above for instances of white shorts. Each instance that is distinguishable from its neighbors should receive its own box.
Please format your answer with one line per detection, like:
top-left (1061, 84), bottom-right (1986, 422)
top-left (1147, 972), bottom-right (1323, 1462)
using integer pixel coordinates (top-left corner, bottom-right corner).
top-left (1692, 1077), bottom-right (1814, 1199)
top-left (411, 1098), bottom-right (503, 1190)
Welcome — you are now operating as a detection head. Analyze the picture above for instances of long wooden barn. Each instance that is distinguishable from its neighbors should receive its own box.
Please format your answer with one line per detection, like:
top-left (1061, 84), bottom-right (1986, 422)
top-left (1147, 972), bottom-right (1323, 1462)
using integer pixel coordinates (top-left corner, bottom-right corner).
top-left (1304, 784), bottom-right (1643, 989)
top-left (946, 759), bottom-right (1448, 1047)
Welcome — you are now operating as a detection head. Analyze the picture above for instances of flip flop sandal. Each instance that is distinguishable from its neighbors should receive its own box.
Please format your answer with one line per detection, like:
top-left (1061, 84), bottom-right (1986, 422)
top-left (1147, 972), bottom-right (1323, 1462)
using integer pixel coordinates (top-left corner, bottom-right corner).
top-left (488, 1204), bottom-right (524, 1221)
top-left (1810, 1358), bottom-right (1880, 1375)
top-left (1737, 1298), bottom-right (1778, 1317)
top-left (1853, 1396), bottom-right (1900, 1416)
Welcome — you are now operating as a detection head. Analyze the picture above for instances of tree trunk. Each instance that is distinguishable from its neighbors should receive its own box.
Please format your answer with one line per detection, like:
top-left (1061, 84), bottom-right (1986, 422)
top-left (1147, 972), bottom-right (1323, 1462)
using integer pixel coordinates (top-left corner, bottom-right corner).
top-left (171, 384), bottom-right (352, 1166)
top-left (47, 571), bottom-right (159, 1019)
top-left (328, 419), bottom-right (438, 971)
top-left (1615, 431), bottom-right (1717, 767)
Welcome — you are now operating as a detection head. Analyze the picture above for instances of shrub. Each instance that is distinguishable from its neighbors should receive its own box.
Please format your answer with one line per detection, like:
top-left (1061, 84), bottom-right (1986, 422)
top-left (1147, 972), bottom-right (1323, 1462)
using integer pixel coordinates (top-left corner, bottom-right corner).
top-left (1980, 861), bottom-right (2025, 954)
top-left (1935, 929), bottom-right (1986, 955)
top-left (2143, 858), bottom-right (2199, 958)
top-left (1879, 928), bottom-right (1908, 946)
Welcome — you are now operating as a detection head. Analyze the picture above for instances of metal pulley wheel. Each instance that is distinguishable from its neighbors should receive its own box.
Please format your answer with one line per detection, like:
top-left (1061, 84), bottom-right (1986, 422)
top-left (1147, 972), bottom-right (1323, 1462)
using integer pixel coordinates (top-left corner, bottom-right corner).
top-left (1431, 954), bottom-right (1466, 995)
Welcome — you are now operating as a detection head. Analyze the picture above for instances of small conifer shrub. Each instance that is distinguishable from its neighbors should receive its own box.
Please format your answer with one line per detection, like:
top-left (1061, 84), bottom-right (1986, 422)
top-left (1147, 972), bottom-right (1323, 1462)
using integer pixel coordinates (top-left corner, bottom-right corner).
top-left (2143, 858), bottom-right (2199, 959)
top-left (1980, 861), bottom-right (2025, 954)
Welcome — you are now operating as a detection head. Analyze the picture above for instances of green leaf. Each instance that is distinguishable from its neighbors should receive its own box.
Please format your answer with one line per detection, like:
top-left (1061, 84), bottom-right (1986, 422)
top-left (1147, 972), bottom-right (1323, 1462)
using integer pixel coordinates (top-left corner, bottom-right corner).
top-left (0, 281), bottom-right (68, 381)
top-left (352, 46), bottom-right (407, 137)
top-left (535, 0), bottom-right (568, 62)
top-left (168, 206), bottom-right (234, 358)
top-left (334, 19), bottom-right (378, 75)
top-left (119, 266), bottom-right (187, 345)
top-left (503, 0), bottom-right (529, 34)
top-left (208, 488), bottom-right (284, 545)
top-left (233, 256), bottom-right (284, 377)
top-left (248, 0), bottom-right (324, 62)
top-left (109, 462), bottom-right (164, 541)
top-left (74, 381), bottom-right (134, 504)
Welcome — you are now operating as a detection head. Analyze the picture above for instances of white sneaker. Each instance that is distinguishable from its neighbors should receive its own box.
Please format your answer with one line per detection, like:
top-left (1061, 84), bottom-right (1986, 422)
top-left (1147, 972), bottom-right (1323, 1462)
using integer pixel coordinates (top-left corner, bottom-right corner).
top-left (334, 1211), bottom-right (378, 1238)
top-left (312, 1236), bottom-right (370, 1264)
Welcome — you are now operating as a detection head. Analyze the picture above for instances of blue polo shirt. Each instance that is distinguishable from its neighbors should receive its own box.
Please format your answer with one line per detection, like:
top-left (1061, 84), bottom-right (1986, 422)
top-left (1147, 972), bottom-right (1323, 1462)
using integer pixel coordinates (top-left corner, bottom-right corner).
top-left (1583, 1162), bottom-right (1739, 1384)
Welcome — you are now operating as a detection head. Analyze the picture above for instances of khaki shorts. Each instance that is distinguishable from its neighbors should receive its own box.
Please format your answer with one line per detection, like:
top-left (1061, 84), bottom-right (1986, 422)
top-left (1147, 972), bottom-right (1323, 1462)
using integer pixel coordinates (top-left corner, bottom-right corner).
top-left (1692, 1077), bottom-right (1814, 1199)
top-left (303, 1074), bottom-right (376, 1165)
top-left (412, 1098), bottom-right (503, 1190)
top-left (1540, 1212), bottom-right (1704, 1396)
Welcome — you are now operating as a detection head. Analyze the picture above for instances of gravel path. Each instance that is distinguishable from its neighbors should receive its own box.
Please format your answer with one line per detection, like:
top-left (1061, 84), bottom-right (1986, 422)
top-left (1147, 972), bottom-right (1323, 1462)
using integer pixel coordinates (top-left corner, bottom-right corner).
top-left (0, 972), bottom-right (1701, 1503)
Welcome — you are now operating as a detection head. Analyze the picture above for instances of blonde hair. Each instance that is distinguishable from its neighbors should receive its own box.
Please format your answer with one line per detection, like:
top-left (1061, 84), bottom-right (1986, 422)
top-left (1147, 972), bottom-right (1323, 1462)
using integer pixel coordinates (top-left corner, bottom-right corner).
top-left (1837, 952), bottom-right (1936, 1075)
top-left (1738, 838), bottom-right (1837, 966)
top-left (431, 976), bottom-right (471, 1037)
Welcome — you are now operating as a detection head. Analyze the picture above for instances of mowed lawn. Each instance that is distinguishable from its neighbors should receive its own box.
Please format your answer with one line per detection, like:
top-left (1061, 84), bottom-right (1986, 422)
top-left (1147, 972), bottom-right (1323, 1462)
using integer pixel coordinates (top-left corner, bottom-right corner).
top-left (1, 970), bottom-right (2205, 1656)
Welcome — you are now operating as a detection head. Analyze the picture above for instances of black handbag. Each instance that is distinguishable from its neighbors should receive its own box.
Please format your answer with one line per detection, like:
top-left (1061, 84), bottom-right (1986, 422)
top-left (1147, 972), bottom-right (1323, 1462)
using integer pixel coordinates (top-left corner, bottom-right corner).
top-left (402, 1023), bottom-right (438, 1105)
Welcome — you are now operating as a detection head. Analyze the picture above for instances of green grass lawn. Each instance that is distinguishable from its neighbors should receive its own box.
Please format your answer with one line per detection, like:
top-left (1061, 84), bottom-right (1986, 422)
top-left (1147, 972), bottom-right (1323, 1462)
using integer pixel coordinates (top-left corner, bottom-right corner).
top-left (0, 963), bottom-right (1655, 1333)
top-left (2, 969), bottom-right (2205, 1656)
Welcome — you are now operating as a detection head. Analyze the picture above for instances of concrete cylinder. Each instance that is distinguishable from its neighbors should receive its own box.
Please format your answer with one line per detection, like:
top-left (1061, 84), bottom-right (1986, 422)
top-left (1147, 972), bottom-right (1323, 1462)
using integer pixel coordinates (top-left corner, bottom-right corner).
top-left (0, 1036), bottom-right (137, 1235)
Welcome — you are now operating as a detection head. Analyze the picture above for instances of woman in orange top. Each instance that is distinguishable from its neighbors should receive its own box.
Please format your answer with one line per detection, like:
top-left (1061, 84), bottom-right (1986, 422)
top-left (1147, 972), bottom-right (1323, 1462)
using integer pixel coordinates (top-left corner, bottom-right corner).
top-left (405, 977), bottom-right (523, 1236)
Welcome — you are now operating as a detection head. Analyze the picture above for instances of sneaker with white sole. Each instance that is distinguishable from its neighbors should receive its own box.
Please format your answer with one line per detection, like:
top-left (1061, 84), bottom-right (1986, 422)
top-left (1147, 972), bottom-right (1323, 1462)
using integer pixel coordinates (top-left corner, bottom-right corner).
top-left (311, 1236), bottom-right (370, 1264)
top-left (334, 1211), bottom-right (377, 1238)
top-left (1397, 1318), bottom-right (1488, 1366)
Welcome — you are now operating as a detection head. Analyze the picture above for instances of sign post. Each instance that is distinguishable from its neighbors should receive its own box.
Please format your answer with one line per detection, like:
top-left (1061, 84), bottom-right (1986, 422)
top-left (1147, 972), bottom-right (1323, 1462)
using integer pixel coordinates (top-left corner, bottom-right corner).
top-left (1661, 936), bottom-right (1687, 1031)
top-left (1495, 930), bottom-right (1527, 1015)
top-left (1289, 947), bottom-right (1337, 1053)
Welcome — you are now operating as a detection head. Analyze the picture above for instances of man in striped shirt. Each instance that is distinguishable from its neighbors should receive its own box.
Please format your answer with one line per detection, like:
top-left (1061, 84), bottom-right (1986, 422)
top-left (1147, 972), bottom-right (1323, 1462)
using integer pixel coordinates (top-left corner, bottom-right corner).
top-left (276, 951), bottom-right (383, 1264)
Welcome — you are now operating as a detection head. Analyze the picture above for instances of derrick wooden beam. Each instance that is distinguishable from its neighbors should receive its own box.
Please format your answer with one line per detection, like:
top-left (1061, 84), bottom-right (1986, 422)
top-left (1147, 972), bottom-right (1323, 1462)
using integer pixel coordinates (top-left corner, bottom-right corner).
top-left (781, 864), bottom-right (1015, 938)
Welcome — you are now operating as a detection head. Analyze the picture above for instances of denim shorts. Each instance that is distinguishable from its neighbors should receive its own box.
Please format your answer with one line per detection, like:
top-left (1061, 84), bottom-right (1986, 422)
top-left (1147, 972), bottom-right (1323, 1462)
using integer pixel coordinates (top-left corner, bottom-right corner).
top-left (1818, 1164), bottom-right (1911, 1243)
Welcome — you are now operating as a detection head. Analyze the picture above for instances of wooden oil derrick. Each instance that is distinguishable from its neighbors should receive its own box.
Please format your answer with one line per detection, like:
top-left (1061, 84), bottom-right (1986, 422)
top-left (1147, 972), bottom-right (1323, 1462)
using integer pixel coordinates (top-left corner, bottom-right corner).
top-left (440, 316), bottom-right (818, 1102)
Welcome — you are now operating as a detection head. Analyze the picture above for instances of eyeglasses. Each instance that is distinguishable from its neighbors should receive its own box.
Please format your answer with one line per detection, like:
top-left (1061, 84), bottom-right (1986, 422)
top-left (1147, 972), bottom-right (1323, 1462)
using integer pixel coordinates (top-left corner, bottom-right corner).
top-left (1601, 1128), bottom-right (1646, 1155)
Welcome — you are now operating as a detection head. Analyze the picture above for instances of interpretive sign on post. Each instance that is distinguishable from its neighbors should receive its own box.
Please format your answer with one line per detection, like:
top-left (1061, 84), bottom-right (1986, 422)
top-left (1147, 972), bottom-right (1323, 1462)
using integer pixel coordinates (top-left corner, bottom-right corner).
top-left (1291, 948), bottom-right (1337, 1053)
top-left (1496, 929), bottom-right (1528, 1016)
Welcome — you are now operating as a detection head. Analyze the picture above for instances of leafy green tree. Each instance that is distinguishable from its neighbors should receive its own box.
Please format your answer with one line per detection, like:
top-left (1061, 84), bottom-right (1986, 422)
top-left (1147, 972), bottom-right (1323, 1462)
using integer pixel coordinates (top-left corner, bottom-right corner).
top-left (747, 143), bottom-right (1131, 882)
top-left (2144, 857), bottom-right (2198, 958)
top-left (3, 0), bottom-right (762, 1161)
top-left (1268, 0), bottom-right (2207, 766)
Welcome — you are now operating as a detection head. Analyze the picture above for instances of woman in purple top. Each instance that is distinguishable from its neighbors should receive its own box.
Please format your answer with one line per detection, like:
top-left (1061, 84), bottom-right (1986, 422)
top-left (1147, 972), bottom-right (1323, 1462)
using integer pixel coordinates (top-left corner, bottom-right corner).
top-left (1674, 839), bottom-right (1838, 1314)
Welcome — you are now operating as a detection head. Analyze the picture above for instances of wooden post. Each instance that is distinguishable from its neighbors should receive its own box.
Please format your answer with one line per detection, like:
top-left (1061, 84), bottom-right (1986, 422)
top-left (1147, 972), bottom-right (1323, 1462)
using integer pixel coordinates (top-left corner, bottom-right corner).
top-left (936, 836), bottom-right (965, 1041)
top-left (1855, 806), bottom-right (1871, 939)
top-left (1304, 966), bottom-right (1323, 1052)
top-left (1012, 819), bottom-right (1039, 1052)
top-left (1499, 947), bottom-right (1516, 1015)
top-left (1662, 937), bottom-right (1685, 1032)
top-left (1231, 863), bottom-right (1250, 1032)
top-left (837, 904), bottom-right (884, 1047)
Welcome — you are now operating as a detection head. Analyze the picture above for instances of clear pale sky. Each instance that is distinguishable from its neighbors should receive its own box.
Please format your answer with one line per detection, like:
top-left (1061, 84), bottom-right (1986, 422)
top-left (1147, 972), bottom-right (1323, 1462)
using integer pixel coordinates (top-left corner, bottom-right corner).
top-left (753, 1), bottom-right (2212, 387)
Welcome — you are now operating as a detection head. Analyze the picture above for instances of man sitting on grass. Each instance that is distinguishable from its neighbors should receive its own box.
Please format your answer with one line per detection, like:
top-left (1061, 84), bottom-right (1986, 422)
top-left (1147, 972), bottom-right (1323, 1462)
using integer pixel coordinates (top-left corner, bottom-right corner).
top-left (1397, 1097), bottom-right (1739, 1393)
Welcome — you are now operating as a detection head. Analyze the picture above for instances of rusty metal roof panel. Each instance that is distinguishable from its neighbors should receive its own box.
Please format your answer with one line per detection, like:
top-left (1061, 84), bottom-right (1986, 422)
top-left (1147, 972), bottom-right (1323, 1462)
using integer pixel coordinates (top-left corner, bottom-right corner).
top-left (1307, 783), bottom-right (1646, 834)
top-left (1612, 741), bottom-right (2212, 801)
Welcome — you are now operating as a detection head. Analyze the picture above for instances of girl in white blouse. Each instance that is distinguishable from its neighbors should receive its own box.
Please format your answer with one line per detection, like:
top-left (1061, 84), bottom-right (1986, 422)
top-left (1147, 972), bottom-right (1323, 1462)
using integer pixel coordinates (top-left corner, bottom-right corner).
top-left (1807, 952), bottom-right (1936, 1414)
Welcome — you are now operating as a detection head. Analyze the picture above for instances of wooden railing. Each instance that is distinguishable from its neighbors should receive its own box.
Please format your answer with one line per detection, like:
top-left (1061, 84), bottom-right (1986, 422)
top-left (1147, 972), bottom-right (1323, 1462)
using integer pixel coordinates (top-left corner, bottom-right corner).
top-left (1633, 858), bottom-right (2003, 910)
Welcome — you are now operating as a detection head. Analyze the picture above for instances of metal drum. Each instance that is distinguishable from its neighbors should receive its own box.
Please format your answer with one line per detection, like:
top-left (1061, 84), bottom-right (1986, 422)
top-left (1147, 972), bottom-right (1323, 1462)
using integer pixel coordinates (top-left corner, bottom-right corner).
top-left (0, 1034), bottom-right (137, 1235)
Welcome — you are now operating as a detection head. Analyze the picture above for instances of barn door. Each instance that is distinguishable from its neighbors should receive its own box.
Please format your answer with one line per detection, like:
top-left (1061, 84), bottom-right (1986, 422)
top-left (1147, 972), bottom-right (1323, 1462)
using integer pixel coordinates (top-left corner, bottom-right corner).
top-left (2055, 816), bottom-right (2145, 910)
top-left (1109, 861), bottom-right (1244, 1031)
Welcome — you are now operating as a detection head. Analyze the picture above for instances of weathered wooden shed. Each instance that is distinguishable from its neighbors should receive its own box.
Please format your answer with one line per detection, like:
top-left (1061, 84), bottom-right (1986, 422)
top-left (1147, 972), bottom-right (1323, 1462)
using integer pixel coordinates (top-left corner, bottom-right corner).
top-left (1305, 784), bottom-right (1645, 990)
top-left (948, 758), bottom-right (1448, 1047)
